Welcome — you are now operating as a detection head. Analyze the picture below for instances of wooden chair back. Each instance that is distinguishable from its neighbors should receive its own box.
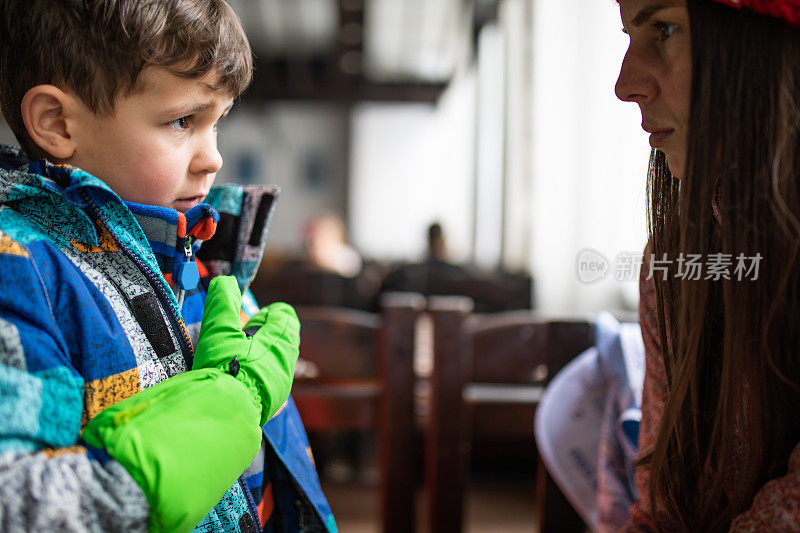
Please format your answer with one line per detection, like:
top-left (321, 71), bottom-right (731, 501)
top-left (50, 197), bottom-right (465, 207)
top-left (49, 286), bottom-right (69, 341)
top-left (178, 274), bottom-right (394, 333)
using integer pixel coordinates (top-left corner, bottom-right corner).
top-left (426, 296), bottom-right (594, 533)
top-left (253, 267), bottom-right (363, 309)
top-left (292, 292), bottom-right (425, 533)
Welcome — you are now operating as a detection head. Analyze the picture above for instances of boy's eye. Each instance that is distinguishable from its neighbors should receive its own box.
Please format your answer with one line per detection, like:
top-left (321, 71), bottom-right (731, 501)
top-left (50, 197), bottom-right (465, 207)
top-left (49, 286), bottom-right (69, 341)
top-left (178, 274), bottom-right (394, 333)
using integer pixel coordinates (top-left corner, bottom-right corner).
top-left (653, 21), bottom-right (678, 40)
top-left (168, 116), bottom-right (190, 131)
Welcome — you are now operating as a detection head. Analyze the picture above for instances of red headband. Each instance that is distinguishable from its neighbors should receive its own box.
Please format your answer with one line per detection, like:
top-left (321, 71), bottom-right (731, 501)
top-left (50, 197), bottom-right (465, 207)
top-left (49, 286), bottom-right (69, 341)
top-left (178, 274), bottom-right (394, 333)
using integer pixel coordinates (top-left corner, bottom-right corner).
top-left (713, 0), bottom-right (800, 25)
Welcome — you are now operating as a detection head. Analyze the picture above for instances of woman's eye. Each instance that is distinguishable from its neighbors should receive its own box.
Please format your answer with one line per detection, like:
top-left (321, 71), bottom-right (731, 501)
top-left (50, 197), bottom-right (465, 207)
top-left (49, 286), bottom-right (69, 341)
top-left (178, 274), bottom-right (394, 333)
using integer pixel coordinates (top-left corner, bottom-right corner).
top-left (653, 21), bottom-right (678, 40)
top-left (168, 116), bottom-right (190, 131)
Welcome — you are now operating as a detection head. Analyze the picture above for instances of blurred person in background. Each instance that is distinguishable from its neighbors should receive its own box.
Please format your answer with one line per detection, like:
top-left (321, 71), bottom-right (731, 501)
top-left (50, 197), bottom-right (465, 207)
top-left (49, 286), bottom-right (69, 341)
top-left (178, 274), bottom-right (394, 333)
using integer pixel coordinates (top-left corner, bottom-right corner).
top-left (381, 221), bottom-right (467, 297)
top-left (426, 222), bottom-right (448, 262)
top-left (303, 214), bottom-right (362, 278)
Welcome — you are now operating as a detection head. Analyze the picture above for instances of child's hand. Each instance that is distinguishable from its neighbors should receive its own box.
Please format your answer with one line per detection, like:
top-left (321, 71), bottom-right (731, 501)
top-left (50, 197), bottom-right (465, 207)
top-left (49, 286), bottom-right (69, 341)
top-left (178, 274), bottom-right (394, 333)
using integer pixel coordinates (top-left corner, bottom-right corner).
top-left (81, 368), bottom-right (262, 532)
top-left (193, 276), bottom-right (300, 426)
top-left (79, 276), bottom-right (298, 532)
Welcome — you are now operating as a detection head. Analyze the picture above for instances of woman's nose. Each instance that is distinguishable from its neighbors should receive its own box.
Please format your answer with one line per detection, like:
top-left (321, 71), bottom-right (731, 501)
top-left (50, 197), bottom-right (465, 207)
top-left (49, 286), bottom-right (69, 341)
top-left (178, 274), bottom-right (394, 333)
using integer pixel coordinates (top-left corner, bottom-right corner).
top-left (615, 48), bottom-right (658, 104)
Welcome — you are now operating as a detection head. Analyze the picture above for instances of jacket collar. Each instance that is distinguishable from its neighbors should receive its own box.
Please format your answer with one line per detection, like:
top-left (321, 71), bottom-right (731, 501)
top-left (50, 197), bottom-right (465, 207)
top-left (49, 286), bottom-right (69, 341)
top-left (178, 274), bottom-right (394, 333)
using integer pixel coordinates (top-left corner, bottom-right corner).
top-left (125, 200), bottom-right (219, 285)
top-left (0, 148), bottom-right (115, 246)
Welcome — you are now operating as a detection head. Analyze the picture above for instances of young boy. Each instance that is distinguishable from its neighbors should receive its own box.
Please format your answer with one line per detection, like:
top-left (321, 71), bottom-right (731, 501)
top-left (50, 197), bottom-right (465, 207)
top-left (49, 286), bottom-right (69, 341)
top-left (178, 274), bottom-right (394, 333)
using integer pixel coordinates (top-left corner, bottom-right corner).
top-left (0, 1), bottom-right (335, 531)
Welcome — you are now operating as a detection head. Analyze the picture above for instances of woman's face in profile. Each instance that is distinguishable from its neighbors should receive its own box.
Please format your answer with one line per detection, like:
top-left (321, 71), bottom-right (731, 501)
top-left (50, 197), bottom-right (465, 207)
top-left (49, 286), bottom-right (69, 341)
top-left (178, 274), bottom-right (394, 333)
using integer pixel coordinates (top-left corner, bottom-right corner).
top-left (615, 0), bottom-right (692, 179)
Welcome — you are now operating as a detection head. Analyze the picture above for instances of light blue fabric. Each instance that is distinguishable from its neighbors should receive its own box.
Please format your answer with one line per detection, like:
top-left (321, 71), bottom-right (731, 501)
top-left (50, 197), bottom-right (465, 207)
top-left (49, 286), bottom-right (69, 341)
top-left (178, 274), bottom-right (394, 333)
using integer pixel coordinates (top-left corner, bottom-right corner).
top-left (0, 364), bottom-right (82, 453)
top-left (204, 186), bottom-right (244, 217)
top-left (36, 367), bottom-right (85, 447)
top-left (195, 481), bottom-right (254, 532)
top-left (535, 312), bottom-right (645, 530)
top-left (595, 313), bottom-right (644, 528)
top-left (0, 364), bottom-right (43, 441)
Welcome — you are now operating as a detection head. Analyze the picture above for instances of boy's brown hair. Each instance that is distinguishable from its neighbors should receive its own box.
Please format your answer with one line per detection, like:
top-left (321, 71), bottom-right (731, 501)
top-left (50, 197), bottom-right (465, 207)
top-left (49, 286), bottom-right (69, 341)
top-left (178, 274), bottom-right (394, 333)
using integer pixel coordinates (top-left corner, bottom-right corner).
top-left (0, 0), bottom-right (253, 155)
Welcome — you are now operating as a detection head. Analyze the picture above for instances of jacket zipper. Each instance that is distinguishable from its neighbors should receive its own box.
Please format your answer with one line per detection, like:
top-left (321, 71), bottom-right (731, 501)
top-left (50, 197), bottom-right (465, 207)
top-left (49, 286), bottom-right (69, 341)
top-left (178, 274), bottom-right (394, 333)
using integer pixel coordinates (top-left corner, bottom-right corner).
top-left (176, 236), bottom-right (193, 309)
top-left (239, 475), bottom-right (263, 530)
top-left (79, 190), bottom-right (194, 359)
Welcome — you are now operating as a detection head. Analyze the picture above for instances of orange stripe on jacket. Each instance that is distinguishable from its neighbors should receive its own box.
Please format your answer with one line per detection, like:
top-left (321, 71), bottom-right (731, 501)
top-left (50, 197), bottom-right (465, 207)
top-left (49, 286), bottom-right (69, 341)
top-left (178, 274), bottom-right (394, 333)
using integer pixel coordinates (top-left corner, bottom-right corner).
top-left (258, 482), bottom-right (274, 526)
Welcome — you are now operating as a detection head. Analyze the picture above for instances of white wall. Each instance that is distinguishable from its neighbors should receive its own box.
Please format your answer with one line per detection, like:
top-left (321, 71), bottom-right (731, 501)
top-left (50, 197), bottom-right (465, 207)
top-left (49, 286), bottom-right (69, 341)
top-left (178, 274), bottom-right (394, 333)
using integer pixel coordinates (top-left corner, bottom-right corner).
top-left (502, 0), bottom-right (535, 273)
top-left (216, 103), bottom-right (348, 253)
top-left (349, 69), bottom-right (477, 262)
top-left (473, 24), bottom-right (506, 269)
top-left (529, 0), bottom-right (651, 312)
top-left (349, 0), bottom-right (651, 316)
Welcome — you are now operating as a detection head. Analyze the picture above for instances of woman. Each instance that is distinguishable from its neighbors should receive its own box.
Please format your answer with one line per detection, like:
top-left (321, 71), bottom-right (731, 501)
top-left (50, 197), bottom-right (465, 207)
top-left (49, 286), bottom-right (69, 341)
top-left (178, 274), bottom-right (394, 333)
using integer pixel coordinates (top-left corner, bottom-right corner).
top-left (615, 0), bottom-right (800, 530)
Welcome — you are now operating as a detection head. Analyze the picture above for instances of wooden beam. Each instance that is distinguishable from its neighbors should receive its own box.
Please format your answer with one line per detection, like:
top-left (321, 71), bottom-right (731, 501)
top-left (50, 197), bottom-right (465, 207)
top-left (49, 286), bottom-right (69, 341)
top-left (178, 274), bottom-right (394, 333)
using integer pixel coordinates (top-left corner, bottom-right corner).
top-left (241, 0), bottom-right (447, 105)
top-left (242, 59), bottom-right (447, 104)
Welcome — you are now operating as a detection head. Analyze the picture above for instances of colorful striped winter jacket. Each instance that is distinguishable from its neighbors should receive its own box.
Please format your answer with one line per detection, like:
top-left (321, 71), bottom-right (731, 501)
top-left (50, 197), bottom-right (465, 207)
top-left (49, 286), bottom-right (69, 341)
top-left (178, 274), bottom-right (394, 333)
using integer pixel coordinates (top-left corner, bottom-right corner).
top-left (0, 144), bottom-right (336, 532)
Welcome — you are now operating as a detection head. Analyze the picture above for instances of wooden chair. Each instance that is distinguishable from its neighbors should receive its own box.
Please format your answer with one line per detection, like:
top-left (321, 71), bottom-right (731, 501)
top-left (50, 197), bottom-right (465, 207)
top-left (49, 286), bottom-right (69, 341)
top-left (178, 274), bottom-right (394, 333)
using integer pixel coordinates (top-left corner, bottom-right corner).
top-left (292, 292), bottom-right (425, 533)
top-left (252, 265), bottom-right (369, 310)
top-left (426, 296), bottom-right (594, 533)
top-left (380, 261), bottom-right (534, 313)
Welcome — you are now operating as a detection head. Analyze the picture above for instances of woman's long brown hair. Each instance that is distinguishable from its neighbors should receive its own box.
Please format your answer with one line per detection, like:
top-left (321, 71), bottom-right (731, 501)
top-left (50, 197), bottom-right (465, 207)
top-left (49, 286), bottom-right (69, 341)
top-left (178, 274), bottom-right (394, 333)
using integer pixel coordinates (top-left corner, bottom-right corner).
top-left (645, 1), bottom-right (800, 530)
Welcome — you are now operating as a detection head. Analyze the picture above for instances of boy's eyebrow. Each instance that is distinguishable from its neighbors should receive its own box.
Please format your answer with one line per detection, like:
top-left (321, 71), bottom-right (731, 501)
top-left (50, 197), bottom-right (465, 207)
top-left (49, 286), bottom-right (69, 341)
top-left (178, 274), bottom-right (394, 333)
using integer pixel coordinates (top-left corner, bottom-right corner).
top-left (630, 3), bottom-right (672, 27)
top-left (162, 101), bottom-right (232, 117)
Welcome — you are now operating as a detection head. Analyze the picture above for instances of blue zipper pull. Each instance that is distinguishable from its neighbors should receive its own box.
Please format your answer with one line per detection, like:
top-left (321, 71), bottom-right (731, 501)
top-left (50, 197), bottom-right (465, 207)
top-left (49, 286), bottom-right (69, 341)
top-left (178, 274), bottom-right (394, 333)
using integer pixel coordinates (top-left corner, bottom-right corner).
top-left (176, 237), bottom-right (200, 291)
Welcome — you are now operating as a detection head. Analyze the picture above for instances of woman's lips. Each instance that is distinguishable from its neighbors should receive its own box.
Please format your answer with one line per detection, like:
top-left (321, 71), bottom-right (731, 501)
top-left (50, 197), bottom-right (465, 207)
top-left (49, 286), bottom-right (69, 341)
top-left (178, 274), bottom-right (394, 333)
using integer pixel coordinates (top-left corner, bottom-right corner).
top-left (647, 129), bottom-right (675, 149)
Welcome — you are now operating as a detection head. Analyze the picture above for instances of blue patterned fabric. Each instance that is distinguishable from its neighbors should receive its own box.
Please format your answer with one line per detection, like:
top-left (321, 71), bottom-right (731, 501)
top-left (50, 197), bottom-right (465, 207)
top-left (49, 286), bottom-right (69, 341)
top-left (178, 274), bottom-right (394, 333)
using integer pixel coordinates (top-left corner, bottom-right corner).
top-left (262, 398), bottom-right (338, 533)
top-left (195, 481), bottom-right (259, 532)
top-left (0, 144), bottom-right (335, 532)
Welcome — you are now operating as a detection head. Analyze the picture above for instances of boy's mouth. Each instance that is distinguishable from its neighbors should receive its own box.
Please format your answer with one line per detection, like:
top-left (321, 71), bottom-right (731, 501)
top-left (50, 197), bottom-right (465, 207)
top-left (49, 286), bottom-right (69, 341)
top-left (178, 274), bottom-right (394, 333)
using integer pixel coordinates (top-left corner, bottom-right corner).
top-left (173, 195), bottom-right (206, 211)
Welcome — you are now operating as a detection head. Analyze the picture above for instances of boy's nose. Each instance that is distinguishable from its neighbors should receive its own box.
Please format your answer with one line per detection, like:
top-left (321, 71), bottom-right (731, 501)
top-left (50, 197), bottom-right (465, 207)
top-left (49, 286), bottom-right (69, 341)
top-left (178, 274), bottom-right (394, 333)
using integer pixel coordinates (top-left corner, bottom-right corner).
top-left (615, 48), bottom-right (658, 104)
top-left (191, 135), bottom-right (223, 176)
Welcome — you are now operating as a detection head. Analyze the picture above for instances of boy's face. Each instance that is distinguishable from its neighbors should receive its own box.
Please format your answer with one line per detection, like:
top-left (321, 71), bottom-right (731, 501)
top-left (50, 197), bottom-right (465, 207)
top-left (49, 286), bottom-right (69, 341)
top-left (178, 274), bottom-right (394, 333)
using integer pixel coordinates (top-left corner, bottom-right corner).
top-left (67, 67), bottom-right (233, 212)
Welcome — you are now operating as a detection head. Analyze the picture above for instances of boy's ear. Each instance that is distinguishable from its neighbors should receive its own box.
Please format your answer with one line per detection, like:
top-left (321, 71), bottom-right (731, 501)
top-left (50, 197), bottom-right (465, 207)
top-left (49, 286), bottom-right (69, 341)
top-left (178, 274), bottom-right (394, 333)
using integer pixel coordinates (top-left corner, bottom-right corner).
top-left (20, 85), bottom-right (78, 160)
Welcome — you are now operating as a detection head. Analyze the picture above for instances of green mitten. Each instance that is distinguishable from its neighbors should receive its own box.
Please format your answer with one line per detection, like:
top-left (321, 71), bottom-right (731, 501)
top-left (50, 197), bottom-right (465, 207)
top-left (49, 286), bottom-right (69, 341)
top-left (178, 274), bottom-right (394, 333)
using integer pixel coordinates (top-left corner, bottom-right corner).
top-left (81, 368), bottom-right (262, 533)
top-left (192, 276), bottom-right (300, 426)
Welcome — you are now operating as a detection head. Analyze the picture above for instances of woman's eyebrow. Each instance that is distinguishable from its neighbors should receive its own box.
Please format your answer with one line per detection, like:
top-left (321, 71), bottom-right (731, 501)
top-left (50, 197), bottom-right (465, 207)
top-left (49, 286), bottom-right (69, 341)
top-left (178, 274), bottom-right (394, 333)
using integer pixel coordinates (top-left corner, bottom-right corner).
top-left (631, 3), bottom-right (672, 27)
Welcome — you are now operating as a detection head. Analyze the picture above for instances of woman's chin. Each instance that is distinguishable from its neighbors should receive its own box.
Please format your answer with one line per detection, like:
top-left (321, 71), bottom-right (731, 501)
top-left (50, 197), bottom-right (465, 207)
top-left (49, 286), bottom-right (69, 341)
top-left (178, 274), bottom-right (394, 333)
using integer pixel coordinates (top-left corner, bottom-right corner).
top-left (664, 152), bottom-right (685, 180)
